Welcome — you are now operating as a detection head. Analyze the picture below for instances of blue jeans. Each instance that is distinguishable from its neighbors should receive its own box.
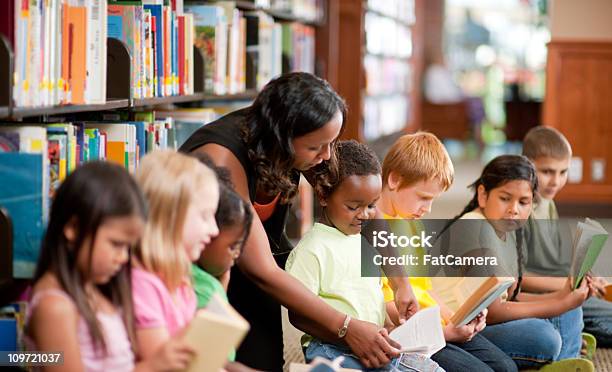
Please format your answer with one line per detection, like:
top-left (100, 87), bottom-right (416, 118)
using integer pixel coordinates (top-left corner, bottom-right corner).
top-left (431, 334), bottom-right (517, 372)
top-left (480, 307), bottom-right (583, 369)
top-left (304, 339), bottom-right (444, 372)
top-left (583, 296), bottom-right (612, 347)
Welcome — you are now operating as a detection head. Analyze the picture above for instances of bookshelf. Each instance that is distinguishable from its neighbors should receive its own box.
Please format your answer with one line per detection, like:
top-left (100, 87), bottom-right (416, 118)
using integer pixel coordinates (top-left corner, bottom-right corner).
top-left (232, 0), bottom-right (324, 26)
top-left (319, 0), bottom-right (423, 143)
top-left (0, 0), bottom-right (326, 285)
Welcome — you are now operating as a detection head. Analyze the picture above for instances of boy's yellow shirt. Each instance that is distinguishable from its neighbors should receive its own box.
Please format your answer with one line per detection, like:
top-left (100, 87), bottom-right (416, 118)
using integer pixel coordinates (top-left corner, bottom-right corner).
top-left (380, 214), bottom-right (438, 309)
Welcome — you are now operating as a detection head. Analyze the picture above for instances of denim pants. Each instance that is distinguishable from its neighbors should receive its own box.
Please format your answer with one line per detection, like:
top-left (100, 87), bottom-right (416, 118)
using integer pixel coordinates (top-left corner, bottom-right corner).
top-left (479, 307), bottom-right (583, 369)
top-left (583, 296), bottom-right (612, 347)
top-left (430, 334), bottom-right (517, 372)
top-left (304, 339), bottom-right (444, 372)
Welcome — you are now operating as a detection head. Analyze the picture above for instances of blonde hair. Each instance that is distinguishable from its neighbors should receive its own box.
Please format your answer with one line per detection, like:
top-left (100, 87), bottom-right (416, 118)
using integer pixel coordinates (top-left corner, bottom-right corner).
top-left (135, 150), bottom-right (218, 291)
top-left (382, 132), bottom-right (454, 191)
top-left (522, 126), bottom-right (572, 161)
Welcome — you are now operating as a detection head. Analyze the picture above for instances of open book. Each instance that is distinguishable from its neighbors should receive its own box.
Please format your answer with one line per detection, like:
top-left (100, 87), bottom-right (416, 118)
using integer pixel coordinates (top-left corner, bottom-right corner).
top-left (448, 277), bottom-right (515, 327)
top-left (182, 294), bottom-right (249, 372)
top-left (389, 306), bottom-right (445, 357)
top-left (570, 218), bottom-right (609, 289)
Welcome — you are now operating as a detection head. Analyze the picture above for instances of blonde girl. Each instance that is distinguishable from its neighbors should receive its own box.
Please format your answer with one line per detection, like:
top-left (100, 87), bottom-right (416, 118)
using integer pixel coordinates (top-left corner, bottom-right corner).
top-left (132, 150), bottom-right (220, 367)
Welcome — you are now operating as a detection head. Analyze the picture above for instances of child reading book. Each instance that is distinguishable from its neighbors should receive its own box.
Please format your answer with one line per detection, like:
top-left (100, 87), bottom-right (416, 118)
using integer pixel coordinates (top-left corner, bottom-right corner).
top-left (190, 153), bottom-right (254, 369)
top-left (26, 162), bottom-right (193, 371)
top-left (286, 140), bottom-right (443, 371)
top-left (132, 151), bottom-right (219, 365)
top-left (442, 155), bottom-right (594, 371)
top-left (521, 126), bottom-right (612, 347)
top-left (190, 153), bottom-right (253, 308)
top-left (378, 132), bottom-right (517, 372)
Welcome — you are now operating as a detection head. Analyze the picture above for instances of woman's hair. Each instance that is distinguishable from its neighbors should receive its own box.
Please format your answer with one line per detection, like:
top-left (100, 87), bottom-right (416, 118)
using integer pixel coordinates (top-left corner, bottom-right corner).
top-left (190, 151), bottom-right (252, 251)
top-left (34, 161), bottom-right (147, 354)
top-left (441, 155), bottom-right (538, 301)
top-left (135, 150), bottom-right (218, 291)
top-left (242, 72), bottom-right (347, 203)
top-left (311, 140), bottom-right (381, 200)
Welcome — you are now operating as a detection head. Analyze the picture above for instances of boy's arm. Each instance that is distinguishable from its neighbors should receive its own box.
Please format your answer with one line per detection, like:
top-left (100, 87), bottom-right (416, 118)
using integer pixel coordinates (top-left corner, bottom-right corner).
top-left (386, 276), bottom-right (419, 321)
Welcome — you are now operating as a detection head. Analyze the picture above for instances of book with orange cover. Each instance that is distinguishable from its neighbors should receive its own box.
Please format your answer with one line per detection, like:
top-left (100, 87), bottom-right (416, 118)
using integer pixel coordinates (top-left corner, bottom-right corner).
top-left (448, 276), bottom-right (515, 327)
top-left (66, 5), bottom-right (87, 104)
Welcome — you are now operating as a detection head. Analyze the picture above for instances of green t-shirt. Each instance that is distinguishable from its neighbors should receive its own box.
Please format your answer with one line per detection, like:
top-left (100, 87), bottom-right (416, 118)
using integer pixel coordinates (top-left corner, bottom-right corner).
top-left (191, 264), bottom-right (235, 361)
top-left (286, 223), bottom-right (385, 346)
top-left (524, 198), bottom-right (572, 276)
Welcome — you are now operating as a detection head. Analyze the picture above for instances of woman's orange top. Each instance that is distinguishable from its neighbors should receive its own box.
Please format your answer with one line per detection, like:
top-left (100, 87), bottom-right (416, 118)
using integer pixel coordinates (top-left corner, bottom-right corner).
top-left (253, 194), bottom-right (281, 222)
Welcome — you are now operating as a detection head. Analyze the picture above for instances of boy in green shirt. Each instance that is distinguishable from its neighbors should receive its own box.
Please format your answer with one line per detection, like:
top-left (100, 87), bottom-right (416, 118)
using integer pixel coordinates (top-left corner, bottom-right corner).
top-left (522, 126), bottom-right (612, 347)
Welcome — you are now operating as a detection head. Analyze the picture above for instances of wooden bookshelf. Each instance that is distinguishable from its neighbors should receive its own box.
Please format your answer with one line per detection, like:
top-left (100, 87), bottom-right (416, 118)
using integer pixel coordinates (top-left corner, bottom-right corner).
top-left (0, 1), bottom-right (329, 284)
top-left (544, 40), bottom-right (612, 204)
top-left (364, 7), bottom-right (414, 28)
top-left (10, 100), bottom-right (130, 119)
top-left (233, 0), bottom-right (324, 27)
top-left (318, 0), bottom-right (423, 142)
top-left (133, 94), bottom-right (207, 107)
top-left (0, 38), bottom-right (256, 119)
top-left (0, 107), bottom-right (9, 119)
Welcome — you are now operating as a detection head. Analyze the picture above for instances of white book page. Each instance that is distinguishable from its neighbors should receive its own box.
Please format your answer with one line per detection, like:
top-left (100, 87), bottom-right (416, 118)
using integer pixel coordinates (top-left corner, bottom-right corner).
top-left (389, 306), bottom-right (446, 357)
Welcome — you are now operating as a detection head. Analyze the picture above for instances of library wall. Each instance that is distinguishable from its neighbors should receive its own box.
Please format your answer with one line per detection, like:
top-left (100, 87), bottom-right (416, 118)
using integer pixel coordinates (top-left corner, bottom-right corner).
top-left (544, 0), bottom-right (612, 204)
top-left (549, 0), bottom-right (612, 41)
top-left (543, 41), bottom-right (612, 203)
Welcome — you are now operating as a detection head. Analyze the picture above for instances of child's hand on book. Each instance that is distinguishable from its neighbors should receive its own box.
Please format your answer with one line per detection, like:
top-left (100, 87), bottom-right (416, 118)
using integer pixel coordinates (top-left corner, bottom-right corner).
top-left (472, 309), bottom-right (487, 333)
top-left (394, 285), bottom-right (419, 323)
top-left (559, 277), bottom-right (591, 310)
top-left (590, 275), bottom-right (608, 298)
top-left (148, 338), bottom-right (196, 371)
top-left (443, 321), bottom-right (477, 343)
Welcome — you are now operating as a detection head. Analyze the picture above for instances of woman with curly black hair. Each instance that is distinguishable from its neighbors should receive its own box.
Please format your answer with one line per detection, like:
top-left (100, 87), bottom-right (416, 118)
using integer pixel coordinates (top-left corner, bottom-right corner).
top-left (180, 72), bottom-right (417, 370)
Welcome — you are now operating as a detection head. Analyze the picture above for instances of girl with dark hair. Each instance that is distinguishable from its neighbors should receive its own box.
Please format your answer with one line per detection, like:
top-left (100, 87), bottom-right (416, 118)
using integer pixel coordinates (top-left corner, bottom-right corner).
top-left (180, 72), bottom-right (417, 370)
top-left (26, 162), bottom-right (192, 371)
top-left (440, 155), bottom-right (594, 370)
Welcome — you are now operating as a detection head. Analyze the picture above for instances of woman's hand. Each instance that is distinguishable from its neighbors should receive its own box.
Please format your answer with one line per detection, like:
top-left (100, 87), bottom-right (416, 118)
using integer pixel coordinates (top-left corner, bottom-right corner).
top-left (344, 319), bottom-right (401, 369)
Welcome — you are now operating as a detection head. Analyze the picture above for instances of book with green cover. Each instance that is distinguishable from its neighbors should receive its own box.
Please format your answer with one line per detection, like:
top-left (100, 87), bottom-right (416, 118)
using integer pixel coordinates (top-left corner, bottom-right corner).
top-left (570, 218), bottom-right (609, 289)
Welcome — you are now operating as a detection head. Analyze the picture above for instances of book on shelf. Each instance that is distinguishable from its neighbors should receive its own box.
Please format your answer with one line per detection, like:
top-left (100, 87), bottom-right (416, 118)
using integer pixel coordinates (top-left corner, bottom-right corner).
top-left (389, 306), bottom-right (445, 357)
top-left (0, 148), bottom-right (47, 279)
top-left (1, 127), bottom-right (56, 277)
top-left (4, 0), bottom-right (213, 108)
top-left (182, 294), bottom-right (249, 372)
top-left (243, 10), bottom-right (280, 90)
top-left (0, 116), bottom-right (181, 278)
top-left (86, 0), bottom-right (108, 104)
top-left (281, 22), bottom-right (315, 74)
top-left (188, 3), bottom-right (228, 95)
top-left (570, 218), bottom-right (609, 289)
